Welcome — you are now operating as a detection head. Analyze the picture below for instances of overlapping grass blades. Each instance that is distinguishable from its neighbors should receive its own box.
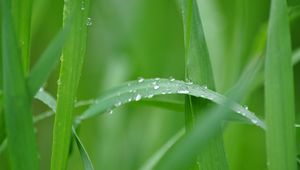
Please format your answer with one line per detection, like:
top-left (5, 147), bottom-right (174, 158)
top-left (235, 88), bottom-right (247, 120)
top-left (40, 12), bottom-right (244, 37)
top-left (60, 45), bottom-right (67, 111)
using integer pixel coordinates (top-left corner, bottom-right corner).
top-left (179, 0), bottom-right (227, 168)
top-left (27, 25), bottom-right (70, 97)
top-left (78, 78), bottom-right (264, 129)
top-left (50, 0), bottom-right (90, 169)
top-left (265, 0), bottom-right (297, 169)
top-left (1, 0), bottom-right (38, 169)
top-left (153, 47), bottom-right (262, 170)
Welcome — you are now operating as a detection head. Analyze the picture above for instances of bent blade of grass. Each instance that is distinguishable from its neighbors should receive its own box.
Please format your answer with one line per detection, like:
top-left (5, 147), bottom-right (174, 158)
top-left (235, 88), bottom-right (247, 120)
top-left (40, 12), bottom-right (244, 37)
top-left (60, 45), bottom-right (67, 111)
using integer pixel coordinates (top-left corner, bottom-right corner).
top-left (139, 129), bottom-right (185, 170)
top-left (27, 24), bottom-right (71, 97)
top-left (265, 0), bottom-right (296, 169)
top-left (72, 128), bottom-right (94, 170)
top-left (50, 0), bottom-right (90, 169)
top-left (1, 0), bottom-right (39, 169)
top-left (78, 78), bottom-right (265, 129)
top-left (31, 89), bottom-right (94, 170)
top-left (179, 0), bottom-right (227, 168)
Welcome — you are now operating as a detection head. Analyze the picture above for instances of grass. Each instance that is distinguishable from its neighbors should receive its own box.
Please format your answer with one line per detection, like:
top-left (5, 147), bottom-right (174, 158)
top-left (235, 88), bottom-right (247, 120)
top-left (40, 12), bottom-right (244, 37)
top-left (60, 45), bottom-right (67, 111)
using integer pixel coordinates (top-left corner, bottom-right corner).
top-left (179, 0), bottom-right (227, 169)
top-left (265, 0), bottom-right (296, 169)
top-left (50, 0), bottom-right (90, 169)
top-left (0, 0), bottom-right (300, 170)
top-left (1, 0), bottom-right (38, 169)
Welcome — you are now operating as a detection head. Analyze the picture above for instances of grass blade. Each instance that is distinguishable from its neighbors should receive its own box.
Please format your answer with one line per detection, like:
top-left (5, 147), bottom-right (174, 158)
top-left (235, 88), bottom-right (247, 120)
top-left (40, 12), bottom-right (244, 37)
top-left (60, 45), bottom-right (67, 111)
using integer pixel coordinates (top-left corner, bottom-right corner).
top-left (140, 129), bottom-right (185, 170)
top-left (11, 0), bottom-right (32, 74)
top-left (265, 0), bottom-right (296, 169)
top-left (179, 0), bottom-right (227, 168)
top-left (27, 25), bottom-right (70, 97)
top-left (78, 78), bottom-right (265, 129)
top-left (50, 0), bottom-right (90, 169)
top-left (72, 128), bottom-right (94, 170)
top-left (1, 0), bottom-right (38, 169)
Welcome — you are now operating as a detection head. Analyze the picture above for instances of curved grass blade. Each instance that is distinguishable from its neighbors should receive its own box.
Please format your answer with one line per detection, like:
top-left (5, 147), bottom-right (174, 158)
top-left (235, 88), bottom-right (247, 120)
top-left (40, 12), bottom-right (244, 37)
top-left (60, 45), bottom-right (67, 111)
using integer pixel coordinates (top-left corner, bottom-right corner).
top-left (78, 78), bottom-right (265, 129)
top-left (1, 0), bottom-right (39, 169)
top-left (35, 88), bottom-right (57, 111)
top-left (27, 24), bottom-right (71, 97)
top-left (72, 128), bottom-right (94, 170)
top-left (137, 99), bottom-right (184, 113)
top-left (139, 129), bottom-right (185, 170)
top-left (265, 0), bottom-right (296, 169)
top-left (33, 90), bottom-right (94, 170)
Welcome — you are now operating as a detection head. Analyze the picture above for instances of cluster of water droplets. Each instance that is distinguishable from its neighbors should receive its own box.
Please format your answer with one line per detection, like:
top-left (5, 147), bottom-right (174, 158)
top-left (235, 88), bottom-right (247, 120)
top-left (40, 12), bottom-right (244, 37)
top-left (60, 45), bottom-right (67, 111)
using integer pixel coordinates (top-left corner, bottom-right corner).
top-left (86, 17), bottom-right (92, 26)
top-left (77, 77), bottom-right (264, 129)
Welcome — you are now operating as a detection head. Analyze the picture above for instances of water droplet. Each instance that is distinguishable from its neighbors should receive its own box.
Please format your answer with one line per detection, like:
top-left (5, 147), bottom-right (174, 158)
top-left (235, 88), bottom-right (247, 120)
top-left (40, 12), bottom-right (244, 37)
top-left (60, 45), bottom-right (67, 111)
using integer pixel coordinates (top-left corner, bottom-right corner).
top-left (203, 85), bottom-right (208, 89)
top-left (128, 98), bottom-right (132, 102)
top-left (147, 94), bottom-right (154, 98)
top-left (244, 105), bottom-right (249, 110)
top-left (162, 92), bottom-right (166, 95)
top-left (155, 78), bottom-right (160, 81)
top-left (154, 85), bottom-right (160, 90)
top-left (108, 109), bottom-right (113, 114)
top-left (251, 119), bottom-right (258, 124)
top-left (186, 79), bottom-right (193, 85)
top-left (38, 87), bottom-right (44, 92)
top-left (57, 79), bottom-right (61, 86)
top-left (115, 101), bottom-right (122, 107)
top-left (169, 76), bottom-right (175, 81)
top-left (138, 77), bottom-right (144, 83)
top-left (81, 1), bottom-right (85, 10)
top-left (178, 90), bottom-right (189, 94)
top-left (200, 94), bottom-right (205, 98)
top-left (135, 94), bottom-right (142, 101)
top-left (86, 17), bottom-right (92, 26)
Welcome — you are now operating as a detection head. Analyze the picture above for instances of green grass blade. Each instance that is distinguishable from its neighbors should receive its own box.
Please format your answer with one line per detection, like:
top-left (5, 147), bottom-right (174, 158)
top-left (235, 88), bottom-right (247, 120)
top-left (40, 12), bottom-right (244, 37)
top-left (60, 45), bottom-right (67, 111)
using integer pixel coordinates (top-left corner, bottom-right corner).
top-left (137, 99), bottom-right (184, 113)
top-left (78, 78), bottom-right (265, 129)
top-left (292, 48), bottom-right (300, 65)
top-left (50, 0), bottom-right (90, 169)
top-left (140, 129), bottom-right (185, 170)
top-left (11, 0), bottom-right (32, 74)
top-left (27, 25), bottom-right (70, 97)
top-left (72, 128), bottom-right (94, 170)
top-left (35, 88), bottom-right (57, 112)
top-left (265, 0), bottom-right (296, 169)
top-left (179, 0), bottom-right (227, 168)
top-left (1, 0), bottom-right (38, 169)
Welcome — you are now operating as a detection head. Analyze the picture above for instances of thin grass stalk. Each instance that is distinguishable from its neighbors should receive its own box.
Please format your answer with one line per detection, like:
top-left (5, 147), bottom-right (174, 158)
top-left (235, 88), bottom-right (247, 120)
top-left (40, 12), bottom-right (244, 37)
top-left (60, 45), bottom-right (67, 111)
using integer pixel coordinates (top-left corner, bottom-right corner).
top-left (179, 0), bottom-right (228, 169)
top-left (50, 0), bottom-right (90, 169)
top-left (265, 0), bottom-right (296, 169)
